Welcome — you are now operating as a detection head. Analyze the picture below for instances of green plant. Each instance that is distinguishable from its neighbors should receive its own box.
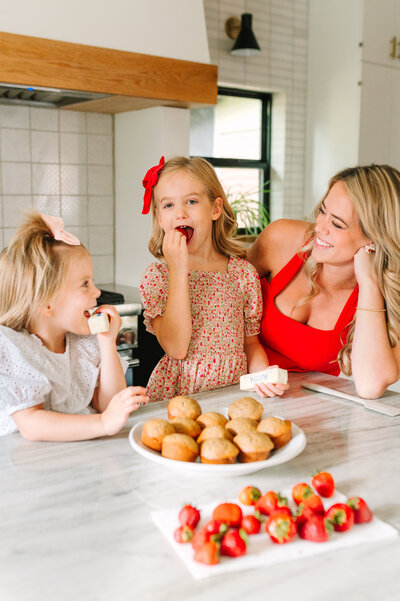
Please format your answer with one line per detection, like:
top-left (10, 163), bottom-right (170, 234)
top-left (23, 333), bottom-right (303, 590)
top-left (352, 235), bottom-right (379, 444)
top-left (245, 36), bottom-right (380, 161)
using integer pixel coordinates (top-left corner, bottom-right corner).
top-left (228, 188), bottom-right (270, 239)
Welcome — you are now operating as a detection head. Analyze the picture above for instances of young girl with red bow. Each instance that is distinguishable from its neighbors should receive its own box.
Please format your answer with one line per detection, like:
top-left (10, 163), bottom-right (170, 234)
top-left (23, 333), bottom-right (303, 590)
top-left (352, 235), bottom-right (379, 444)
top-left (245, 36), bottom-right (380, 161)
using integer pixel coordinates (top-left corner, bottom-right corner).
top-left (0, 213), bottom-right (149, 440)
top-left (140, 156), bottom-right (289, 402)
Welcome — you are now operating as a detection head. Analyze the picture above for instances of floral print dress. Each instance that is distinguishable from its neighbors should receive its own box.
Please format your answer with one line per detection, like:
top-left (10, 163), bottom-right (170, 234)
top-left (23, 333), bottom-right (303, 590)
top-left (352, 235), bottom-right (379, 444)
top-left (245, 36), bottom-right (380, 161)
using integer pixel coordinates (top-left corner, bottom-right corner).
top-left (140, 257), bottom-right (263, 402)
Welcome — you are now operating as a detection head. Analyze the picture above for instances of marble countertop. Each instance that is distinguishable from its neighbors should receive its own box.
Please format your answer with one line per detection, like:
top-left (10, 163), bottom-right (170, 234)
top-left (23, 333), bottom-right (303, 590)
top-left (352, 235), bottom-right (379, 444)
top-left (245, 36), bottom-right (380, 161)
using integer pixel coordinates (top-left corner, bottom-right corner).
top-left (1, 372), bottom-right (400, 601)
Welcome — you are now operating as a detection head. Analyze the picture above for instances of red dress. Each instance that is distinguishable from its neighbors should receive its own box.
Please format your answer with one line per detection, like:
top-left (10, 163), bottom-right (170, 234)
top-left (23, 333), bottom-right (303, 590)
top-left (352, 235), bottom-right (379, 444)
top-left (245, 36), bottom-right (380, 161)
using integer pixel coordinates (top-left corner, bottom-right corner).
top-left (259, 250), bottom-right (358, 375)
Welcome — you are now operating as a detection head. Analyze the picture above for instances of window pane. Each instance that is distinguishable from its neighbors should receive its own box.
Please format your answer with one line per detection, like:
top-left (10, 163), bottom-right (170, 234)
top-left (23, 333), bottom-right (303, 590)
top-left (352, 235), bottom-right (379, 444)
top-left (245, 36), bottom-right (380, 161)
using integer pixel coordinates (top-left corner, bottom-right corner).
top-left (215, 167), bottom-right (268, 231)
top-left (190, 95), bottom-right (262, 160)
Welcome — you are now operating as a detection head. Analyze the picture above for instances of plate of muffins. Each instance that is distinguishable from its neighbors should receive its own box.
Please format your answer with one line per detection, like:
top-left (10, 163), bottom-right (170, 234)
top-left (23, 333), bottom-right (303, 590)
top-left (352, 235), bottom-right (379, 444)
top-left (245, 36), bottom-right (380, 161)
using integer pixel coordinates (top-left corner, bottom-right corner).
top-left (129, 395), bottom-right (306, 475)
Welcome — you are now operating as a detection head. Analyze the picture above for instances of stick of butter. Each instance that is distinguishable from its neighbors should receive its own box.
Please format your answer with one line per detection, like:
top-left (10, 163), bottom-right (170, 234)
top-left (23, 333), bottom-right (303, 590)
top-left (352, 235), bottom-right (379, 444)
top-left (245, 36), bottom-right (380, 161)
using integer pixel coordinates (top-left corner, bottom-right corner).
top-left (88, 312), bottom-right (110, 334)
top-left (240, 367), bottom-right (288, 391)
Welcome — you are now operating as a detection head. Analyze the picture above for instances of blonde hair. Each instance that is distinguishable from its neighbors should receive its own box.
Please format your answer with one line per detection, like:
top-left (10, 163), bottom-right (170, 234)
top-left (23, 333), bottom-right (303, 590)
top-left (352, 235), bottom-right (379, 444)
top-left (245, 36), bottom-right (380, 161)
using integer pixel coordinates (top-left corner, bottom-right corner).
top-left (147, 156), bottom-right (246, 259)
top-left (300, 164), bottom-right (400, 375)
top-left (0, 212), bottom-right (88, 331)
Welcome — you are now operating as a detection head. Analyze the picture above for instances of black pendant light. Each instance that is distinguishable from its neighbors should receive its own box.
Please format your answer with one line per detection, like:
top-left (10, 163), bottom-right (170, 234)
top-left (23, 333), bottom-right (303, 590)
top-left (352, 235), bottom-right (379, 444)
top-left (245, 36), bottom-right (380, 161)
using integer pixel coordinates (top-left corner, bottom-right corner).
top-left (230, 13), bottom-right (261, 57)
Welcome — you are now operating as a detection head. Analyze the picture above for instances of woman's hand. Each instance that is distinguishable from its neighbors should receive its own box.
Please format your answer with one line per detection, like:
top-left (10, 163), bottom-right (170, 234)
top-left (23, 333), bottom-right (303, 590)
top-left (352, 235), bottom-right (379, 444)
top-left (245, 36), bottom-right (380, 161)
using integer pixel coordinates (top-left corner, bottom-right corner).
top-left (100, 386), bottom-right (149, 436)
top-left (95, 304), bottom-right (122, 343)
top-left (162, 229), bottom-right (189, 274)
top-left (353, 244), bottom-right (379, 287)
top-left (254, 380), bottom-right (290, 398)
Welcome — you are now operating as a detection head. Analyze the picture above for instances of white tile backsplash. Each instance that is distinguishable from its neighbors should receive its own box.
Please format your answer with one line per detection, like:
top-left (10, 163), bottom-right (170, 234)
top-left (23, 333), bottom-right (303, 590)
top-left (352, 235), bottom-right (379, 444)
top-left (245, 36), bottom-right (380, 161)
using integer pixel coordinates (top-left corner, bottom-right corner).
top-left (60, 164), bottom-right (87, 195)
top-left (88, 195), bottom-right (113, 225)
top-left (59, 111), bottom-right (86, 133)
top-left (92, 254), bottom-right (114, 284)
top-left (60, 133), bottom-right (87, 164)
top-left (88, 225), bottom-right (114, 255)
top-left (2, 162), bottom-right (31, 194)
top-left (32, 163), bottom-right (60, 195)
top-left (0, 129), bottom-right (30, 162)
top-left (32, 195), bottom-right (61, 216)
top-left (87, 134), bottom-right (113, 165)
top-left (31, 131), bottom-right (59, 163)
top-left (88, 165), bottom-right (113, 195)
top-left (30, 107), bottom-right (59, 131)
top-left (86, 113), bottom-right (112, 135)
top-left (2, 195), bottom-right (32, 227)
top-left (61, 195), bottom-right (88, 226)
top-left (0, 106), bottom-right (30, 129)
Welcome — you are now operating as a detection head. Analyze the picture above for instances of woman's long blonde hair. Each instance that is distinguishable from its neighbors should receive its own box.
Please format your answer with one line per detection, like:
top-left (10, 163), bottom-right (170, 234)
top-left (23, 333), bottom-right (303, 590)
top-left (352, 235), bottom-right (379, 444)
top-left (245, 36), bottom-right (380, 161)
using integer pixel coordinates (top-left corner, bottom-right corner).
top-left (300, 164), bottom-right (400, 374)
top-left (148, 156), bottom-right (246, 259)
top-left (0, 212), bottom-right (88, 331)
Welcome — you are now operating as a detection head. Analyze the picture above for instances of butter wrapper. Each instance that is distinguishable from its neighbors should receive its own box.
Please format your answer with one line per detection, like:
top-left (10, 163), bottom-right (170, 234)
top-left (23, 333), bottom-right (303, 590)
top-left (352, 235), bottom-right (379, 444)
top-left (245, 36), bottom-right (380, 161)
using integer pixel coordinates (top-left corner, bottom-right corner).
top-left (240, 367), bottom-right (288, 391)
top-left (88, 312), bottom-right (110, 334)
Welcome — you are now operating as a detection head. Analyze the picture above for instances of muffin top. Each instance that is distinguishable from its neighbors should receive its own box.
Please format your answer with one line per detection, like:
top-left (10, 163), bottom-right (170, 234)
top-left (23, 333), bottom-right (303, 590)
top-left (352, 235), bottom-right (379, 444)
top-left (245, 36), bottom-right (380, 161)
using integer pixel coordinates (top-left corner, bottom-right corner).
top-left (234, 430), bottom-right (274, 453)
top-left (142, 418), bottom-right (175, 439)
top-left (196, 412), bottom-right (228, 429)
top-left (228, 397), bottom-right (264, 421)
top-left (200, 438), bottom-right (239, 461)
top-left (162, 432), bottom-right (199, 453)
top-left (225, 417), bottom-right (258, 436)
top-left (257, 416), bottom-right (292, 436)
top-left (168, 395), bottom-right (202, 420)
top-left (197, 425), bottom-right (233, 444)
top-left (170, 417), bottom-right (202, 439)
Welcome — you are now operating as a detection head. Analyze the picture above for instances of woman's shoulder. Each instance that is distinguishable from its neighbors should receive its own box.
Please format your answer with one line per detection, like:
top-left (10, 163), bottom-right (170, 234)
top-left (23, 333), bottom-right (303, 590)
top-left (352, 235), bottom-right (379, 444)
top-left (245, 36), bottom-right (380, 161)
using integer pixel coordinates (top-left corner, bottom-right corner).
top-left (247, 219), bottom-right (312, 277)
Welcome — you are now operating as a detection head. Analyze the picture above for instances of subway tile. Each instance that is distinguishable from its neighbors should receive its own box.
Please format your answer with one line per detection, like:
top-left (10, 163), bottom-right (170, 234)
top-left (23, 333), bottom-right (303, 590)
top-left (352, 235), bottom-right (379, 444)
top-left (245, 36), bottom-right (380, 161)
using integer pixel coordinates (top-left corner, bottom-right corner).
top-left (60, 164), bottom-right (87, 195)
top-left (59, 111), bottom-right (86, 133)
top-left (30, 107), bottom-right (58, 131)
top-left (0, 106), bottom-right (30, 128)
top-left (31, 131), bottom-right (59, 163)
top-left (0, 129), bottom-right (30, 162)
top-left (60, 133), bottom-right (87, 164)
top-left (2, 195), bottom-right (32, 227)
top-left (32, 164), bottom-right (60, 195)
top-left (1, 162), bottom-right (31, 194)
top-left (88, 196), bottom-right (114, 225)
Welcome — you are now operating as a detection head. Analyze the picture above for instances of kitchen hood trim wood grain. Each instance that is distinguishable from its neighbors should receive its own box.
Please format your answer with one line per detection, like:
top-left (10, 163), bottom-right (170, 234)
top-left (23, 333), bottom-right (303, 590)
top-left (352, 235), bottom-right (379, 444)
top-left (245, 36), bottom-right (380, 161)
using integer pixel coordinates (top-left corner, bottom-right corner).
top-left (0, 31), bottom-right (218, 113)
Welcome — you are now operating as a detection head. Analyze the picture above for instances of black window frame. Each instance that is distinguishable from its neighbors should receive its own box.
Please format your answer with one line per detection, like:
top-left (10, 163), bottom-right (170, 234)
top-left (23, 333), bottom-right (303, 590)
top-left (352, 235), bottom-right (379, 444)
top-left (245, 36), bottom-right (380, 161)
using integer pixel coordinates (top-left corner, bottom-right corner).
top-left (192, 86), bottom-right (272, 232)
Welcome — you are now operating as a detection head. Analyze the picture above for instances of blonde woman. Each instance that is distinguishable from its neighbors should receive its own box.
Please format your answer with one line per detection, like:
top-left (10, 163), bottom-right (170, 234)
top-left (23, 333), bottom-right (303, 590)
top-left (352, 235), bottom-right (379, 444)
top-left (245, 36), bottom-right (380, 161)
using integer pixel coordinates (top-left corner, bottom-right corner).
top-left (0, 213), bottom-right (148, 440)
top-left (248, 164), bottom-right (400, 399)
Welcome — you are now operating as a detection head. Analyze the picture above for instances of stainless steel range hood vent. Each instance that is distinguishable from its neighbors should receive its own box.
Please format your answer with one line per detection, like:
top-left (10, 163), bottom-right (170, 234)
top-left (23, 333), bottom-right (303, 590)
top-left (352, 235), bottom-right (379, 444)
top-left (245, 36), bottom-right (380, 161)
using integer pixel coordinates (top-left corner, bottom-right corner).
top-left (0, 83), bottom-right (111, 108)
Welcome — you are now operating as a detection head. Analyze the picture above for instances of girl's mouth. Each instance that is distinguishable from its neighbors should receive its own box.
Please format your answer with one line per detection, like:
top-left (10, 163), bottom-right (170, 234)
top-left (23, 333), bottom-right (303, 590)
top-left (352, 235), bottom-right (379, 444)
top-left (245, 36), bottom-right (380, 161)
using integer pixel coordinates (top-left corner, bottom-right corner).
top-left (175, 226), bottom-right (194, 242)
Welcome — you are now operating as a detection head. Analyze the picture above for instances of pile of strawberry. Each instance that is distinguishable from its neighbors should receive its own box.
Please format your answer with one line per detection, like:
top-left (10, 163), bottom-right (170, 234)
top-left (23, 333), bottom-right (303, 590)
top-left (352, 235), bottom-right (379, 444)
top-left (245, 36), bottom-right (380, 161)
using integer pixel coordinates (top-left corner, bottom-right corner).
top-left (173, 471), bottom-right (373, 565)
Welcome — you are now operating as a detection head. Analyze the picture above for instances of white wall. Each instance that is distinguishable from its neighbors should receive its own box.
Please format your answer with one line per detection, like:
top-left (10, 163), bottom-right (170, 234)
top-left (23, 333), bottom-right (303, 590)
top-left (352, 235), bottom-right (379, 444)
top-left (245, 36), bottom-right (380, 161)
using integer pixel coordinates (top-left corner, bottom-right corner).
top-left (114, 107), bottom-right (190, 287)
top-left (0, 0), bottom-right (210, 63)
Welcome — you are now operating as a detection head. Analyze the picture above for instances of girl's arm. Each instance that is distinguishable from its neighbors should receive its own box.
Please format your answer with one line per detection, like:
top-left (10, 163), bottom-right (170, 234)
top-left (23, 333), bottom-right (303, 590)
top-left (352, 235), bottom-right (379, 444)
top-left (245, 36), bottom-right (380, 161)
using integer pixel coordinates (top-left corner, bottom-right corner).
top-left (351, 248), bottom-right (400, 398)
top-left (152, 230), bottom-right (192, 359)
top-left (244, 335), bottom-right (289, 397)
top-left (11, 386), bottom-right (149, 442)
top-left (92, 304), bottom-right (127, 413)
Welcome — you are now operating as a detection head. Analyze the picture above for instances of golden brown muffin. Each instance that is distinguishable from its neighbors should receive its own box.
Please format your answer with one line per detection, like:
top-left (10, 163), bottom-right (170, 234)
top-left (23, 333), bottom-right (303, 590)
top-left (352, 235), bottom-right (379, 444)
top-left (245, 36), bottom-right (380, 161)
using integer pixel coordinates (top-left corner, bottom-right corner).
top-left (141, 419), bottom-right (175, 452)
top-left (234, 431), bottom-right (274, 463)
top-left (228, 397), bottom-right (264, 422)
top-left (167, 395), bottom-right (202, 420)
top-left (200, 438), bottom-right (239, 464)
top-left (225, 417), bottom-right (258, 436)
top-left (161, 433), bottom-right (199, 462)
top-left (196, 411), bottom-right (228, 429)
top-left (197, 425), bottom-right (233, 444)
top-left (170, 417), bottom-right (202, 439)
top-left (257, 416), bottom-right (292, 449)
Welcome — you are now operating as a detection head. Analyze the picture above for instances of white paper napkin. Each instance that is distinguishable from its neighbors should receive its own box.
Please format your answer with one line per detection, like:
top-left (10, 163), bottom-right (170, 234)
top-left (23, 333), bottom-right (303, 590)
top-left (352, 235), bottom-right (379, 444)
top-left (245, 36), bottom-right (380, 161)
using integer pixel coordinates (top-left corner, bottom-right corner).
top-left (151, 489), bottom-right (398, 580)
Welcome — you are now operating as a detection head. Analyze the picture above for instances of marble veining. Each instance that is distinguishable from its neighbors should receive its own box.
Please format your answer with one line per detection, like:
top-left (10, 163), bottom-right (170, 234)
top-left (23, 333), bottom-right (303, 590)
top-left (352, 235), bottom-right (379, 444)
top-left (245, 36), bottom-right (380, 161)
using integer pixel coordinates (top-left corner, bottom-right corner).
top-left (1, 372), bottom-right (399, 601)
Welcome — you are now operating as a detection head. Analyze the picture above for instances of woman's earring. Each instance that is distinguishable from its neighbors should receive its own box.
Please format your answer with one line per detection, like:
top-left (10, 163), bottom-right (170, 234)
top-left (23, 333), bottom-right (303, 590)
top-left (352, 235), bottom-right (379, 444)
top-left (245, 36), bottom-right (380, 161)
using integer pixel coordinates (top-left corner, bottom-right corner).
top-left (364, 242), bottom-right (376, 254)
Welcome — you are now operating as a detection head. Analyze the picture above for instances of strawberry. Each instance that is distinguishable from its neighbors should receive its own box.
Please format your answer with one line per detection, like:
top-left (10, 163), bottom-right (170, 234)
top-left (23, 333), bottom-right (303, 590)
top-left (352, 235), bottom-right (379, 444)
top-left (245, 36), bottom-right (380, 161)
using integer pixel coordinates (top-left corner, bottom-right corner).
top-left (347, 497), bottom-right (373, 524)
top-left (178, 504), bottom-right (200, 529)
top-left (292, 482), bottom-right (313, 505)
top-left (202, 519), bottom-right (228, 536)
top-left (301, 494), bottom-right (325, 516)
top-left (297, 514), bottom-right (332, 542)
top-left (312, 471), bottom-right (335, 497)
top-left (254, 491), bottom-right (289, 516)
top-left (265, 510), bottom-right (297, 544)
top-left (220, 529), bottom-right (248, 557)
top-left (193, 541), bottom-right (220, 565)
top-left (238, 485), bottom-right (262, 505)
top-left (191, 529), bottom-right (213, 551)
top-left (212, 503), bottom-right (243, 527)
top-left (174, 525), bottom-right (194, 543)
top-left (325, 502), bottom-right (354, 532)
top-left (241, 514), bottom-right (261, 535)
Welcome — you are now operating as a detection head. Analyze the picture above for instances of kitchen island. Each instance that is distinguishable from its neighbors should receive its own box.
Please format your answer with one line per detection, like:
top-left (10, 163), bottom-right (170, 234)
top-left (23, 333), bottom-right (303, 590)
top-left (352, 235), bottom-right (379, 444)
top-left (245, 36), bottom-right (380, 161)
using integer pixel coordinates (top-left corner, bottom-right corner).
top-left (1, 372), bottom-right (399, 601)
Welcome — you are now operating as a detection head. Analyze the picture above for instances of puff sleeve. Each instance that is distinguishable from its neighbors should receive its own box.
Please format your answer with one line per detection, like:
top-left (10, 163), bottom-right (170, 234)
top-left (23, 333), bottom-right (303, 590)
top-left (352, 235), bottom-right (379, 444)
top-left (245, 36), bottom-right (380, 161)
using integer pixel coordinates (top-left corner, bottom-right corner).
top-left (240, 261), bottom-right (263, 337)
top-left (140, 262), bottom-right (169, 334)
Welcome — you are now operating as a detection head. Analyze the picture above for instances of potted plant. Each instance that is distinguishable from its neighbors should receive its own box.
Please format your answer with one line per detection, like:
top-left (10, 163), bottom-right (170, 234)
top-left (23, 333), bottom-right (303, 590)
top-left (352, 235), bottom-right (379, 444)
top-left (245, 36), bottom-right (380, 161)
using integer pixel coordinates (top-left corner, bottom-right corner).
top-left (228, 187), bottom-right (270, 243)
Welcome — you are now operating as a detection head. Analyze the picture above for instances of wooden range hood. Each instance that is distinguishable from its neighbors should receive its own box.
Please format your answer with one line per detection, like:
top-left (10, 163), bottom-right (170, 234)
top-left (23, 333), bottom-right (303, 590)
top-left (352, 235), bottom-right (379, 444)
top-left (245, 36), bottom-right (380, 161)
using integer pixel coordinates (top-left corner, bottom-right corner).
top-left (0, 31), bottom-right (218, 113)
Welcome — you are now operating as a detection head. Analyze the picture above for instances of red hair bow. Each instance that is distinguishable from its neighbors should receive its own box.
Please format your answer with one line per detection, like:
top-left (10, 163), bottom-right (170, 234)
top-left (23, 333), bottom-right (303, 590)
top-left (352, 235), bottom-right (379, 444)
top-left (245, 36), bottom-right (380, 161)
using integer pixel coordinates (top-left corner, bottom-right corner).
top-left (142, 156), bottom-right (165, 214)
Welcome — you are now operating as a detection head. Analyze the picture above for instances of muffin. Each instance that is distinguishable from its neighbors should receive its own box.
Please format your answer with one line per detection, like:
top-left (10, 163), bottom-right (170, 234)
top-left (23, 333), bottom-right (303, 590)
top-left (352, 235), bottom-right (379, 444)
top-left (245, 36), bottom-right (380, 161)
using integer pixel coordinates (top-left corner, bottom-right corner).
top-left (200, 438), bottom-right (239, 464)
top-left (196, 411), bottom-right (228, 429)
top-left (228, 397), bottom-right (264, 422)
top-left (161, 433), bottom-right (199, 462)
top-left (141, 419), bottom-right (175, 452)
top-left (167, 395), bottom-right (202, 420)
top-left (197, 425), bottom-right (233, 444)
top-left (234, 430), bottom-right (274, 463)
top-left (257, 416), bottom-right (292, 449)
top-left (225, 417), bottom-right (258, 436)
top-left (170, 417), bottom-right (202, 439)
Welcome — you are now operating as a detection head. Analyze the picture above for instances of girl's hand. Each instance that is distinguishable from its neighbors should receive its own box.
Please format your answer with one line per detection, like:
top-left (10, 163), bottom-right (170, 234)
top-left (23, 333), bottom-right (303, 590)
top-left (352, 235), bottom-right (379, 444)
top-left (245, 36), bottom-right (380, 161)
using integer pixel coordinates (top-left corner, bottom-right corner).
top-left (354, 244), bottom-right (379, 287)
top-left (162, 229), bottom-right (189, 274)
top-left (100, 386), bottom-right (149, 436)
top-left (254, 381), bottom-right (290, 398)
top-left (95, 304), bottom-right (122, 343)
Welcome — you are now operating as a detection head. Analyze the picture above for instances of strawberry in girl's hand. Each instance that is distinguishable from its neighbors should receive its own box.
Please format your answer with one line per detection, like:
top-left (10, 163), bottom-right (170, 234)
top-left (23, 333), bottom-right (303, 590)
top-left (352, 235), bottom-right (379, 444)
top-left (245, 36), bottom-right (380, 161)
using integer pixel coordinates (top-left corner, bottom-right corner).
top-left (220, 529), bottom-right (248, 557)
top-left (297, 514), bottom-right (332, 542)
top-left (212, 503), bottom-right (243, 527)
top-left (254, 491), bottom-right (289, 516)
top-left (325, 502), bottom-right (355, 532)
top-left (238, 485), bottom-right (261, 505)
top-left (292, 482), bottom-right (313, 505)
top-left (347, 497), bottom-right (373, 524)
top-left (174, 525), bottom-right (194, 543)
top-left (241, 514), bottom-right (261, 535)
top-left (193, 541), bottom-right (220, 565)
top-left (265, 510), bottom-right (297, 544)
top-left (178, 504), bottom-right (200, 529)
top-left (312, 471), bottom-right (335, 497)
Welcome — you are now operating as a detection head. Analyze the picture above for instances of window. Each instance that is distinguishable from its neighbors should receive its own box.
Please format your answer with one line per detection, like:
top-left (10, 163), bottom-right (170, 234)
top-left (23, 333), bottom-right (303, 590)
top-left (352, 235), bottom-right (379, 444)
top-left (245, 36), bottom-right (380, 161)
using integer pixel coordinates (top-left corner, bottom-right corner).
top-left (190, 87), bottom-right (271, 233)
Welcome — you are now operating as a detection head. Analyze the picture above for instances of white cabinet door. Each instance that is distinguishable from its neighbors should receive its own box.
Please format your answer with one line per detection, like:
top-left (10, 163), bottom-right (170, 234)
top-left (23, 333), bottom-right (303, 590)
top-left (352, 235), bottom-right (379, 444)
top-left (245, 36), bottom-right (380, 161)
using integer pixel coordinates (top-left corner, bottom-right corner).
top-left (362, 0), bottom-right (400, 68)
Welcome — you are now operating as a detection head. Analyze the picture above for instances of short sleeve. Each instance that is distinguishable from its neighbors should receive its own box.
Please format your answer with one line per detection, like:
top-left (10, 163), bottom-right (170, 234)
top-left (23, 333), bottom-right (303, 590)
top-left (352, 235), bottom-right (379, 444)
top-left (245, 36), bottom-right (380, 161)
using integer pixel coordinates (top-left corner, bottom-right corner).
top-left (140, 262), bottom-right (169, 334)
top-left (240, 261), bottom-right (263, 337)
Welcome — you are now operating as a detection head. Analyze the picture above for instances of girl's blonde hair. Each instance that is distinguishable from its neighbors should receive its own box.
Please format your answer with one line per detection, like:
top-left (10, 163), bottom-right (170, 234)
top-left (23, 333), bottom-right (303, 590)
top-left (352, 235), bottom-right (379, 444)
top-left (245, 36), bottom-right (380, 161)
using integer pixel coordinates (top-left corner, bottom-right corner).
top-left (300, 164), bottom-right (400, 375)
top-left (148, 156), bottom-right (246, 259)
top-left (0, 212), bottom-right (88, 331)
